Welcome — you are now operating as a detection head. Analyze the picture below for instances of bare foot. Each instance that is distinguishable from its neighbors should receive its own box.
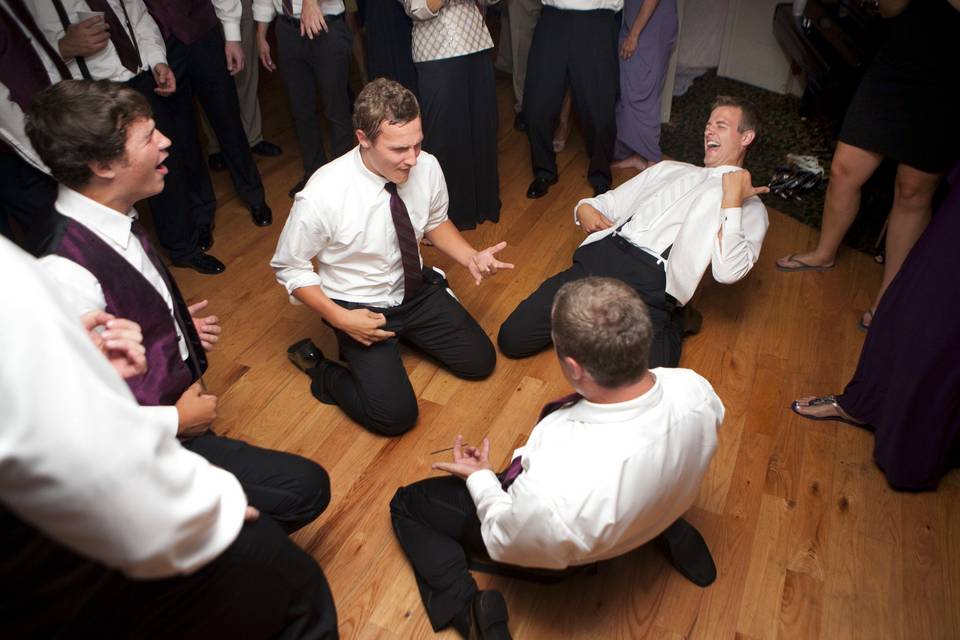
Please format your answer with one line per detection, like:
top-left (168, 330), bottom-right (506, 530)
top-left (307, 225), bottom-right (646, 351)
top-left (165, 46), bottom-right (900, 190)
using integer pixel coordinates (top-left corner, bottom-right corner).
top-left (791, 395), bottom-right (864, 425)
top-left (858, 309), bottom-right (874, 331)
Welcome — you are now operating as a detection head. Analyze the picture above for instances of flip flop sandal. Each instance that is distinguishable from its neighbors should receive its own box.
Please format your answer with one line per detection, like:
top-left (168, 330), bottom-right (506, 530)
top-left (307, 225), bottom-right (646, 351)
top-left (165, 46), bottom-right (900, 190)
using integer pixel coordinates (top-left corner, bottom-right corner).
top-left (776, 254), bottom-right (836, 272)
top-left (858, 309), bottom-right (873, 332)
top-left (790, 395), bottom-right (864, 426)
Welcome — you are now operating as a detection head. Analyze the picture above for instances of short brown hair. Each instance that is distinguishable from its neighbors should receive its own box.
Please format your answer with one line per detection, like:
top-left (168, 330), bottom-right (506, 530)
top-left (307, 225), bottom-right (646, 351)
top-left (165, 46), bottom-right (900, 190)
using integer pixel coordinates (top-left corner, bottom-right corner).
top-left (352, 78), bottom-right (420, 142)
top-left (551, 277), bottom-right (653, 389)
top-left (26, 80), bottom-right (151, 190)
top-left (711, 95), bottom-right (761, 145)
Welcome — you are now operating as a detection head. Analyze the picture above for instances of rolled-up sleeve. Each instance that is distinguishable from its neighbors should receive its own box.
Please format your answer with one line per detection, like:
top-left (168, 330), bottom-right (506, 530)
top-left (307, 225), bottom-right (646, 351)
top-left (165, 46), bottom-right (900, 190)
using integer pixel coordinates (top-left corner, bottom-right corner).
top-left (252, 0), bottom-right (278, 23)
top-left (211, 0), bottom-right (242, 40)
top-left (270, 195), bottom-right (329, 301)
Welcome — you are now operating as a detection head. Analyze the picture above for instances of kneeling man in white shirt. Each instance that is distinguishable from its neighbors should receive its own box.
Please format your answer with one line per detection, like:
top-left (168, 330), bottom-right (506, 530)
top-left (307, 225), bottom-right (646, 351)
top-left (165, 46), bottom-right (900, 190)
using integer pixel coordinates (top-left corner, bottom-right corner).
top-left (392, 277), bottom-right (725, 640)
top-left (499, 96), bottom-right (770, 368)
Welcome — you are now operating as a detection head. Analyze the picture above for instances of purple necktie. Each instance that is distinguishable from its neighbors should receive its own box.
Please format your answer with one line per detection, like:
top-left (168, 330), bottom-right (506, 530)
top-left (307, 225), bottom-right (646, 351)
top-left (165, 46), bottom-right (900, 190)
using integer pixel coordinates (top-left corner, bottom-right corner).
top-left (500, 392), bottom-right (583, 490)
top-left (85, 0), bottom-right (141, 73)
top-left (0, 0), bottom-right (72, 111)
top-left (282, 0), bottom-right (294, 16)
top-left (385, 182), bottom-right (423, 302)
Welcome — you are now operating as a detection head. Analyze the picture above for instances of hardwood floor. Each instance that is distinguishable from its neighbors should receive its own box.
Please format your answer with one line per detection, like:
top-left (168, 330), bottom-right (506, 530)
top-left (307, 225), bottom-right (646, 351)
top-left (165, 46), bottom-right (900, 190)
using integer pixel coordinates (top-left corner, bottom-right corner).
top-left (171, 69), bottom-right (960, 639)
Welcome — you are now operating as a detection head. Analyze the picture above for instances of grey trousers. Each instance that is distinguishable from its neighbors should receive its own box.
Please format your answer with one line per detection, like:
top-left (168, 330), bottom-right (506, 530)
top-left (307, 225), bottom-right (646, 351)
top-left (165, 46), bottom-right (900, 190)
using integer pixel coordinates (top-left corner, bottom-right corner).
top-left (499, 0), bottom-right (541, 113)
top-left (200, 0), bottom-right (263, 152)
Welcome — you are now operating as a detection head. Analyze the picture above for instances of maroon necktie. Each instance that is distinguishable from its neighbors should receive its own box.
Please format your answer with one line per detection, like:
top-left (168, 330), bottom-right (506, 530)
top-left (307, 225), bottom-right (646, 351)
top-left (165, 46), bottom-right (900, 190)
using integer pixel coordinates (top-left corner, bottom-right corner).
top-left (0, 0), bottom-right (72, 111)
top-left (500, 392), bottom-right (583, 490)
top-left (282, 0), bottom-right (294, 16)
top-left (385, 182), bottom-right (423, 302)
top-left (85, 0), bottom-right (141, 73)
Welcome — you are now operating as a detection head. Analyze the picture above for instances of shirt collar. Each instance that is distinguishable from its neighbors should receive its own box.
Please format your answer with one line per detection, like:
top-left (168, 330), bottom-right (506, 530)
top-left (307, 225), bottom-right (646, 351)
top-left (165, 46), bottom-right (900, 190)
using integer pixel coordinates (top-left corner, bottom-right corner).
top-left (353, 145), bottom-right (392, 195)
top-left (55, 185), bottom-right (136, 251)
top-left (566, 373), bottom-right (664, 423)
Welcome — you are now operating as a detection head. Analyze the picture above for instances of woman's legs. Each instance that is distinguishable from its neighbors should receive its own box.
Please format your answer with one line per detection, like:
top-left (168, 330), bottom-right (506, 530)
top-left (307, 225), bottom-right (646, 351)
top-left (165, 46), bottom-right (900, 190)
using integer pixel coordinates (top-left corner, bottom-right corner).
top-left (777, 142), bottom-right (883, 269)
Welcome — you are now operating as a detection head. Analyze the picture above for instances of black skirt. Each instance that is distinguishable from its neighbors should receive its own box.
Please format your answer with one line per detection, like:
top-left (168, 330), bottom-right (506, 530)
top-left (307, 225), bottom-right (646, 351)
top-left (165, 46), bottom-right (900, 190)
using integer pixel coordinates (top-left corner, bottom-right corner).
top-left (417, 51), bottom-right (501, 230)
top-left (839, 0), bottom-right (960, 173)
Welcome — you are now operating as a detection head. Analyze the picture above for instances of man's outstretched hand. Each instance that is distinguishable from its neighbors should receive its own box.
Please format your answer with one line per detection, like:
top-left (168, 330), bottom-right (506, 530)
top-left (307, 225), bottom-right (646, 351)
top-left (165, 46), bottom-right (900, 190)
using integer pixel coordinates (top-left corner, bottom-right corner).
top-left (468, 241), bottom-right (514, 285)
top-left (432, 435), bottom-right (494, 480)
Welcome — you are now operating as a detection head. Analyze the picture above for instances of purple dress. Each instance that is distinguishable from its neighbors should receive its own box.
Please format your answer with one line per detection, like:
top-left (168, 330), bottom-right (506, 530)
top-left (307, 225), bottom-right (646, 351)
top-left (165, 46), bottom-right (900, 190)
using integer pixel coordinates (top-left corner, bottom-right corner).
top-left (613, 0), bottom-right (678, 163)
top-left (837, 162), bottom-right (960, 491)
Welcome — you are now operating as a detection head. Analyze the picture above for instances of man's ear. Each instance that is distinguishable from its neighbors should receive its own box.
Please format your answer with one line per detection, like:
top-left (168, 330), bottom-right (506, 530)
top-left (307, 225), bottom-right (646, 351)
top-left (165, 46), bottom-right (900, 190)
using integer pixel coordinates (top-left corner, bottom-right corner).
top-left (561, 355), bottom-right (585, 382)
top-left (740, 128), bottom-right (756, 149)
top-left (356, 129), bottom-right (371, 149)
top-left (88, 160), bottom-right (117, 180)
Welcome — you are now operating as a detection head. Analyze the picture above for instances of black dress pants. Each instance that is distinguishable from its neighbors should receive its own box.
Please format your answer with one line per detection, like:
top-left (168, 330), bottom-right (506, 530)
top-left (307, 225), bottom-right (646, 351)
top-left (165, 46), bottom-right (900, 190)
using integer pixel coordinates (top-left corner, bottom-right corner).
top-left (311, 273), bottom-right (496, 436)
top-left (181, 431), bottom-right (331, 534)
top-left (275, 16), bottom-right (354, 175)
top-left (127, 72), bottom-right (210, 261)
top-left (166, 26), bottom-right (266, 215)
top-left (523, 7), bottom-right (620, 189)
top-left (390, 477), bottom-right (486, 632)
top-left (497, 235), bottom-right (684, 367)
top-left (0, 150), bottom-right (56, 246)
top-left (417, 51), bottom-right (500, 230)
top-left (0, 509), bottom-right (338, 639)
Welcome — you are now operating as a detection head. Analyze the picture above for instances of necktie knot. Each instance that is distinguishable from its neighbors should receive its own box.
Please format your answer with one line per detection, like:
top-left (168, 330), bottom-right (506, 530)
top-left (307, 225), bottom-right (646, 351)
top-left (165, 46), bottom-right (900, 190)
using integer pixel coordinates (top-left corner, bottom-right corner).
top-left (384, 182), bottom-right (398, 195)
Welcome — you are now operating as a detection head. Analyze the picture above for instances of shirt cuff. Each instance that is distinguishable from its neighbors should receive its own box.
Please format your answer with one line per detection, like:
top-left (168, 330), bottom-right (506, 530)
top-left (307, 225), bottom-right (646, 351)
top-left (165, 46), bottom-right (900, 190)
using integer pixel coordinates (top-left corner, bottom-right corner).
top-left (573, 198), bottom-right (592, 226)
top-left (721, 207), bottom-right (743, 234)
top-left (222, 21), bottom-right (242, 41)
top-left (252, 5), bottom-right (277, 22)
top-left (465, 469), bottom-right (503, 502)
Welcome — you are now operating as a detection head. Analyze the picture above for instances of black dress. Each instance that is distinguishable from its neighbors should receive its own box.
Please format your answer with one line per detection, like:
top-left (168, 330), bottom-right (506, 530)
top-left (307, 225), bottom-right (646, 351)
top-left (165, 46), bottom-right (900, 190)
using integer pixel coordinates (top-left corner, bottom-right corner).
top-left (362, 0), bottom-right (419, 96)
top-left (838, 0), bottom-right (960, 173)
top-left (836, 161), bottom-right (960, 491)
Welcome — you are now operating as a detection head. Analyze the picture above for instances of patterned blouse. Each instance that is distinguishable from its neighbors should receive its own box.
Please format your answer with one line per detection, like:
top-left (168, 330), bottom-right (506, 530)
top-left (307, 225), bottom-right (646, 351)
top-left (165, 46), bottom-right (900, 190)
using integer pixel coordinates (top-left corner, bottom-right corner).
top-left (402, 0), bottom-right (498, 63)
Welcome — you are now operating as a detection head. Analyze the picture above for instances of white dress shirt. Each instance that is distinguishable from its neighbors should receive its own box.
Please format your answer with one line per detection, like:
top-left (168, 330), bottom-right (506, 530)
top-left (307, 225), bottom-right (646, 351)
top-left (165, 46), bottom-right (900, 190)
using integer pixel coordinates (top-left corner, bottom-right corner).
top-left (38, 186), bottom-right (189, 361)
top-left (272, 146), bottom-right (449, 307)
top-left (0, 0), bottom-right (65, 173)
top-left (403, 0), bottom-right (497, 63)
top-left (542, 0), bottom-right (623, 11)
top-left (252, 0), bottom-right (345, 22)
top-left (574, 160), bottom-right (769, 306)
top-left (0, 236), bottom-right (245, 579)
top-left (465, 367), bottom-right (724, 569)
top-left (30, 0), bottom-right (167, 82)
top-left (209, 0), bottom-right (242, 41)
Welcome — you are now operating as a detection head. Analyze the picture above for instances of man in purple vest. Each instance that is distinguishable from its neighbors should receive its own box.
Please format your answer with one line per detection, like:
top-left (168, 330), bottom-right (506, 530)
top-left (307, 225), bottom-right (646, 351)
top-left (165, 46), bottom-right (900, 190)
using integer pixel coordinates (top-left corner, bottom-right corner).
top-left (391, 278), bottom-right (724, 639)
top-left (141, 0), bottom-right (273, 232)
top-left (0, 0), bottom-right (68, 243)
top-left (28, 79), bottom-right (331, 540)
top-left (30, 0), bottom-right (227, 273)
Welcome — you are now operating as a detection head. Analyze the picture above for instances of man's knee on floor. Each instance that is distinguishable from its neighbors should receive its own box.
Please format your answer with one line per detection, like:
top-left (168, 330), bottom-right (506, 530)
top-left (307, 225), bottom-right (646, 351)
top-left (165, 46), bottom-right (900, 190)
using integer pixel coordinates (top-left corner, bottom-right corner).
top-left (497, 318), bottom-right (541, 359)
top-left (455, 337), bottom-right (497, 380)
top-left (298, 460), bottom-right (332, 519)
top-left (366, 396), bottom-right (419, 436)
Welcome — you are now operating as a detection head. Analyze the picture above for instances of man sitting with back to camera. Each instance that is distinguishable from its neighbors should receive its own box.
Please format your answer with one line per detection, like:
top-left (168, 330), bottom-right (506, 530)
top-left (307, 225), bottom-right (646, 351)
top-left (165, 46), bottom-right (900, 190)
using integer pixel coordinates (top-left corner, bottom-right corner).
top-left (391, 277), bottom-right (725, 639)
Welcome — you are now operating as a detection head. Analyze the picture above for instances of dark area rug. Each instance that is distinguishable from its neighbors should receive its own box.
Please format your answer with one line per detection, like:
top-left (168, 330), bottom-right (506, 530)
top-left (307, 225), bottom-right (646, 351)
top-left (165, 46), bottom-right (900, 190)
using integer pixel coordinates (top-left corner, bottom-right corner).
top-left (660, 70), bottom-right (892, 255)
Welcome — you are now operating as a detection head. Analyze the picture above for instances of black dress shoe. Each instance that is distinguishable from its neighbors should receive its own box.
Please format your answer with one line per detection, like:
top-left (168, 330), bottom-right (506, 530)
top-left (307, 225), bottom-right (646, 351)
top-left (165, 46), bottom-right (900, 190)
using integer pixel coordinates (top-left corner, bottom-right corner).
top-left (592, 182), bottom-right (611, 197)
top-left (657, 518), bottom-right (717, 587)
top-left (513, 112), bottom-right (527, 132)
top-left (208, 152), bottom-right (226, 171)
top-left (288, 175), bottom-right (309, 198)
top-left (287, 338), bottom-right (321, 373)
top-left (472, 590), bottom-right (511, 640)
top-left (198, 224), bottom-right (214, 252)
top-left (172, 252), bottom-right (226, 275)
top-left (526, 177), bottom-right (557, 199)
top-left (251, 140), bottom-right (283, 157)
top-left (249, 202), bottom-right (273, 227)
